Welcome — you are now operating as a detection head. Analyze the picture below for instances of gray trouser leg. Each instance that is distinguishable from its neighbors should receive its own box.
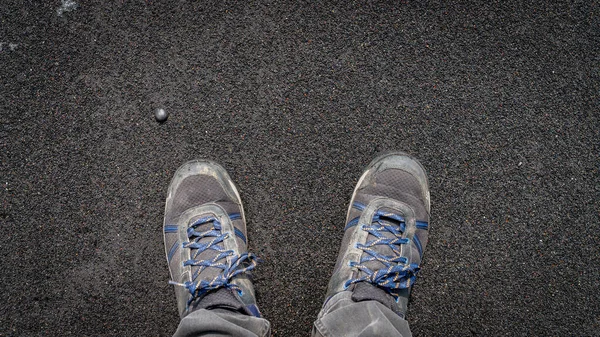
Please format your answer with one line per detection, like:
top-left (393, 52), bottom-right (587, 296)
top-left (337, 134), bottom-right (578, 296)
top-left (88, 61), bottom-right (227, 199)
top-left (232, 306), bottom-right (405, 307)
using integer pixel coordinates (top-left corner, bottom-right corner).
top-left (173, 309), bottom-right (271, 337)
top-left (312, 291), bottom-right (412, 337)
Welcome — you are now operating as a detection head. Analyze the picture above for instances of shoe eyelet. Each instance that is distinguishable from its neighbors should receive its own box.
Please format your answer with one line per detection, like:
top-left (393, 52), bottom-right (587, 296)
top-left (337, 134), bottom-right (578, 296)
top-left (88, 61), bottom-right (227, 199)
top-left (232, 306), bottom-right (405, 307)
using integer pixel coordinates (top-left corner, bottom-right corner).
top-left (237, 289), bottom-right (244, 296)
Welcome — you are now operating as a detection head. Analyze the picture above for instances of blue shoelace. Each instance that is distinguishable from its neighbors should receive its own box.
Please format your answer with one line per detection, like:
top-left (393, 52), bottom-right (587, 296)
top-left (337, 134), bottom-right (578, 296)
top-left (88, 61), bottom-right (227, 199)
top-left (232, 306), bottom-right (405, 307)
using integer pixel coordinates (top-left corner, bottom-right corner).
top-left (344, 210), bottom-right (420, 298)
top-left (169, 216), bottom-right (257, 307)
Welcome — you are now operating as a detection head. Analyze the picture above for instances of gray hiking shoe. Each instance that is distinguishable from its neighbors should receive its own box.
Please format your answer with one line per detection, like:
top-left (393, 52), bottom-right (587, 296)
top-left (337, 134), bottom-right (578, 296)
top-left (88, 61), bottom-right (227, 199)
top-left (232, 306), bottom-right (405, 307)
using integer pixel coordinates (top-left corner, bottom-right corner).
top-left (163, 160), bottom-right (261, 318)
top-left (325, 152), bottom-right (431, 318)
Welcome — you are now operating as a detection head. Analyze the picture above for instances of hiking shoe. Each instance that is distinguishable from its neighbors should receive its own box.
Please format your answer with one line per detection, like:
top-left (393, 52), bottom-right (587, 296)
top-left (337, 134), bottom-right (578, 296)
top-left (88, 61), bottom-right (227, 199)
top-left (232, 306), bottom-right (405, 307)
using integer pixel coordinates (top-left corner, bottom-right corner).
top-left (325, 152), bottom-right (431, 317)
top-left (163, 160), bottom-right (261, 318)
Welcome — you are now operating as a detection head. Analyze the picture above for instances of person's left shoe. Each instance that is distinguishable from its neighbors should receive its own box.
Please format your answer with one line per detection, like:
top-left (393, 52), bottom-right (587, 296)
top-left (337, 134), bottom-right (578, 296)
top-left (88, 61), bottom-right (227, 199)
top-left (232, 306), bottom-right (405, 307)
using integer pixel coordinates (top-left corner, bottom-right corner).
top-left (163, 160), bottom-right (261, 318)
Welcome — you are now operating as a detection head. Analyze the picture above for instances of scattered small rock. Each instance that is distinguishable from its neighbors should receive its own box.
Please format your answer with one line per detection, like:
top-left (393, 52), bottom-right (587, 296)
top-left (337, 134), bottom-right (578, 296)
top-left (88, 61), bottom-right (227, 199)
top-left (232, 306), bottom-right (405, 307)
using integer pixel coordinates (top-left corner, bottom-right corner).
top-left (0, 42), bottom-right (18, 52)
top-left (155, 108), bottom-right (169, 123)
top-left (57, 0), bottom-right (78, 17)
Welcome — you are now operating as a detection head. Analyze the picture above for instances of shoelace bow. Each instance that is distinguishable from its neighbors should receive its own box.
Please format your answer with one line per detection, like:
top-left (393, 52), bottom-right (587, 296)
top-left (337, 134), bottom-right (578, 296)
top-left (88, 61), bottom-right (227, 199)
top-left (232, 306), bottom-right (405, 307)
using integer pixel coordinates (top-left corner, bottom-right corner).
top-left (169, 216), bottom-right (257, 307)
top-left (344, 210), bottom-right (420, 298)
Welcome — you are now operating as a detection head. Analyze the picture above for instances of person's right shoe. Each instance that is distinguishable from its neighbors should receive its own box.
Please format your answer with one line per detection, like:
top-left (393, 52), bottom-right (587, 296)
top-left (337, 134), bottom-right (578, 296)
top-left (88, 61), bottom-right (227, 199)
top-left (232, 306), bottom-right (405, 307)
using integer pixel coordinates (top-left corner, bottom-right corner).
top-left (325, 152), bottom-right (431, 318)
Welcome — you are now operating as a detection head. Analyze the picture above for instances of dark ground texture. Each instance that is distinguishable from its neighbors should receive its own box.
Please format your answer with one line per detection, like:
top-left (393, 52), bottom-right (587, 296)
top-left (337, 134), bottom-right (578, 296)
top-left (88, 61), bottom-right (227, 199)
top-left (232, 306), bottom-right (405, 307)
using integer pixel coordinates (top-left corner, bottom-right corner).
top-left (2, 1), bottom-right (599, 336)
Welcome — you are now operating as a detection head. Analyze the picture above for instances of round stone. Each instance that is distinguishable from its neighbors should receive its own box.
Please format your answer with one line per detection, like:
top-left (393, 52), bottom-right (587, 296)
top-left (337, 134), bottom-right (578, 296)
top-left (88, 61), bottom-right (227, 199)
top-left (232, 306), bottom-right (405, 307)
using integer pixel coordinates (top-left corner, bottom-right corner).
top-left (155, 108), bottom-right (168, 122)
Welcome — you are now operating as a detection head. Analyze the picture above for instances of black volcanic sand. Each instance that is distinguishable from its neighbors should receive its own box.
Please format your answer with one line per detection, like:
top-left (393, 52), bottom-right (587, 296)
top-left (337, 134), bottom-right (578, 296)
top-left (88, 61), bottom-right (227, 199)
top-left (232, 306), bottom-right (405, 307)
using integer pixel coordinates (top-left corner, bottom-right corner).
top-left (2, 1), bottom-right (599, 336)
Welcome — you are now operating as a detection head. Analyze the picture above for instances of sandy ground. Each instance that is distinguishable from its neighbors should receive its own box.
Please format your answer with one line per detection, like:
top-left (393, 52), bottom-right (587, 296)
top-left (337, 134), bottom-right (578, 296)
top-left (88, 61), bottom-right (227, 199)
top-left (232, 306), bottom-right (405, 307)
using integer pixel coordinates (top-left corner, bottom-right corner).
top-left (2, 1), bottom-right (599, 336)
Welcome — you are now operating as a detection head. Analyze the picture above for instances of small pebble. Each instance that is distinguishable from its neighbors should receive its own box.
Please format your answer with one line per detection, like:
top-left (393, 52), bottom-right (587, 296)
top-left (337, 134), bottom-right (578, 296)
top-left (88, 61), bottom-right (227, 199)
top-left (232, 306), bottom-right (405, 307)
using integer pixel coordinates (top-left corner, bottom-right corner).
top-left (155, 108), bottom-right (168, 123)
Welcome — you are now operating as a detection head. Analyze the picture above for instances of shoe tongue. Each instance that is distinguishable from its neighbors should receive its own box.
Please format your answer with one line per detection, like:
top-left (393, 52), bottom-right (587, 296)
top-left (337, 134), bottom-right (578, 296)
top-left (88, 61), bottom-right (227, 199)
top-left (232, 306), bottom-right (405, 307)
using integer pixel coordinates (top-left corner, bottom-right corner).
top-left (188, 219), bottom-right (226, 286)
top-left (188, 200), bottom-right (241, 289)
top-left (361, 208), bottom-right (403, 280)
